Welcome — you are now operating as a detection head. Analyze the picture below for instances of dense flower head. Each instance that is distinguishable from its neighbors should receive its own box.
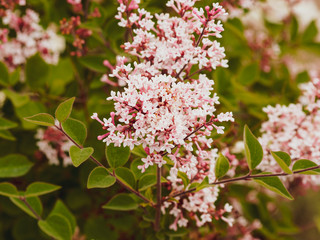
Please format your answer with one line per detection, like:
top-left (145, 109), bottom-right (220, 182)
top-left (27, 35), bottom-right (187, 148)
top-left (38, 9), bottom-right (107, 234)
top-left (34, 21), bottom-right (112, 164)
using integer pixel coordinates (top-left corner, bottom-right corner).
top-left (164, 149), bottom-right (234, 230)
top-left (0, 9), bottom-right (65, 70)
top-left (93, 0), bottom-right (234, 230)
top-left (0, 0), bottom-right (25, 10)
top-left (103, 0), bottom-right (228, 86)
top-left (259, 71), bottom-right (320, 185)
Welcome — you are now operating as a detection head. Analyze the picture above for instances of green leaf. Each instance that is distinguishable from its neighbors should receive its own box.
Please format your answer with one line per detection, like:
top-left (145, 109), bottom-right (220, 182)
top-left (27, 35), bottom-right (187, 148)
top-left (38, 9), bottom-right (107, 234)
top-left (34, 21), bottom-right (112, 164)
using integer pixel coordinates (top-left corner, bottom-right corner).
top-left (115, 167), bottom-right (136, 189)
top-left (50, 200), bottom-right (76, 234)
top-left (24, 113), bottom-right (55, 127)
top-left (138, 174), bottom-right (156, 191)
top-left (87, 167), bottom-right (116, 189)
top-left (131, 145), bottom-right (147, 158)
top-left (55, 97), bottom-right (75, 123)
top-left (177, 171), bottom-right (189, 188)
top-left (0, 154), bottom-right (33, 178)
top-left (47, 58), bottom-right (74, 95)
top-left (254, 175), bottom-right (293, 200)
top-left (105, 143), bottom-right (131, 168)
top-left (25, 182), bottom-right (61, 197)
top-left (3, 89), bottom-right (29, 107)
top-left (238, 62), bottom-right (260, 85)
top-left (25, 54), bottom-right (49, 89)
top-left (215, 153), bottom-right (230, 179)
top-left (0, 61), bottom-right (9, 86)
top-left (16, 101), bottom-right (46, 130)
top-left (188, 182), bottom-right (199, 190)
top-left (271, 151), bottom-right (292, 174)
top-left (10, 196), bottom-right (43, 219)
top-left (138, 174), bottom-right (167, 191)
top-left (38, 214), bottom-right (72, 240)
top-left (302, 20), bottom-right (318, 42)
top-left (165, 228), bottom-right (189, 237)
top-left (243, 125), bottom-right (263, 170)
top-left (69, 146), bottom-right (93, 167)
top-left (0, 130), bottom-right (16, 141)
top-left (61, 118), bottom-right (87, 145)
top-left (196, 176), bottom-right (210, 191)
top-left (0, 117), bottom-right (17, 130)
top-left (130, 158), bottom-right (156, 180)
top-left (0, 182), bottom-right (20, 197)
top-left (292, 159), bottom-right (320, 175)
top-left (78, 55), bottom-right (107, 73)
top-left (102, 194), bottom-right (139, 211)
top-left (9, 67), bottom-right (20, 86)
top-left (290, 15), bottom-right (299, 41)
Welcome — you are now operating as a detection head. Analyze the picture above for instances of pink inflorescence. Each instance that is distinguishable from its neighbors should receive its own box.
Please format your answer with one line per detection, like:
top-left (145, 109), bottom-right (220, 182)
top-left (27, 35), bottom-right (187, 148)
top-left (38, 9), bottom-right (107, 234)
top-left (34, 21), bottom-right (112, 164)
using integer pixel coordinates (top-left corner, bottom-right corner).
top-left (0, 9), bottom-right (65, 70)
top-left (35, 126), bottom-right (73, 167)
top-left (93, 0), bottom-right (235, 230)
top-left (260, 71), bottom-right (320, 186)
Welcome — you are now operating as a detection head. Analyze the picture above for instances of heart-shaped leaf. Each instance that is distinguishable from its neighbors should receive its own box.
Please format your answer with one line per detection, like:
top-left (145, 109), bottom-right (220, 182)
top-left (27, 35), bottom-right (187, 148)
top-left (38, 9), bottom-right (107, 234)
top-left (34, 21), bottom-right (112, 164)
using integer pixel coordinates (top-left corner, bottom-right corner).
top-left (61, 118), bottom-right (87, 146)
top-left (105, 143), bottom-right (130, 168)
top-left (49, 200), bottom-right (76, 234)
top-left (115, 167), bottom-right (136, 189)
top-left (69, 146), bottom-right (93, 167)
top-left (87, 167), bottom-right (116, 189)
top-left (102, 194), bottom-right (138, 211)
top-left (38, 214), bottom-right (72, 240)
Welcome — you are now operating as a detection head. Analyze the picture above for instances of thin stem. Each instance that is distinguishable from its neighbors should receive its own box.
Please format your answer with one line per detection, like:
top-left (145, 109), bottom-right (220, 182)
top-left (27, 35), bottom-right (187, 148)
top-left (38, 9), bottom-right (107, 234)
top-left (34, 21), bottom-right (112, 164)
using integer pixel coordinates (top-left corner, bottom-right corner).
top-left (20, 196), bottom-right (42, 221)
top-left (54, 124), bottom-right (153, 205)
top-left (184, 68), bottom-right (206, 80)
top-left (83, 0), bottom-right (91, 21)
top-left (154, 166), bottom-right (162, 231)
top-left (166, 165), bottom-right (320, 200)
top-left (175, 23), bottom-right (207, 79)
top-left (161, 120), bottom-right (213, 158)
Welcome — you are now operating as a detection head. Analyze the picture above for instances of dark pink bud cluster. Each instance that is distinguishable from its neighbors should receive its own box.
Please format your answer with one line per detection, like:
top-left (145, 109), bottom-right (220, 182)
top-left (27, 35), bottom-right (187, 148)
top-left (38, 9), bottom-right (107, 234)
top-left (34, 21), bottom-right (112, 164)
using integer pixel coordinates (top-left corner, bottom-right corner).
top-left (60, 16), bottom-right (92, 57)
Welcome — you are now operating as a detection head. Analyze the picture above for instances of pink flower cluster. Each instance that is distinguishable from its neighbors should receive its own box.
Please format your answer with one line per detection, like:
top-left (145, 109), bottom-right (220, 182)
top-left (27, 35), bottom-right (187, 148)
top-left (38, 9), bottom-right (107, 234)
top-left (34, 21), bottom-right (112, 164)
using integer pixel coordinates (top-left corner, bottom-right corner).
top-left (35, 125), bottom-right (73, 167)
top-left (67, 0), bottom-right (82, 13)
top-left (102, 0), bottom-right (228, 87)
top-left (93, 0), bottom-right (235, 230)
top-left (164, 149), bottom-right (234, 230)
top-left (0, 0), bottom-right (25, 10)
top-left (60, 16), bottom-right (92, 57)
top-left (244, 30), bottom-right (280, 73)
top-left (259, 71), bottom-right (320, 185)
top-left (0, 9), bottom-right (65, 70)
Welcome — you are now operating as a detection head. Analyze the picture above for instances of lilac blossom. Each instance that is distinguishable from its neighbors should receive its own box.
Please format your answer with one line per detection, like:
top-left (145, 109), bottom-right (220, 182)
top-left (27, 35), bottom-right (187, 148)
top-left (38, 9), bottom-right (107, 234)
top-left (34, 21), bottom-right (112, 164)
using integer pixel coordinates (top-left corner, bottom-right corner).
top-left (260, 71), bottom-right (320, 186)
top-left (92, 0), bottom-right (235, 230)
top-left (0, 9), bottom-right (65, 70)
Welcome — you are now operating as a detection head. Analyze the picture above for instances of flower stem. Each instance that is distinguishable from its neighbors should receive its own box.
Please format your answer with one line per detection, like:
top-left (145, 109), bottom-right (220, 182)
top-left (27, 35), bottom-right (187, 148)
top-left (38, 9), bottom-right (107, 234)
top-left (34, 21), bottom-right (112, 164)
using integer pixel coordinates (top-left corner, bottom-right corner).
top-left (20, 196), bottom-right (42, 221)
top-left (54, 124), bottom-right (153, 205)
top-left (166, 165), bottom-right (320, 200)
top-left (154, 166), bottom-right (162, 231)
